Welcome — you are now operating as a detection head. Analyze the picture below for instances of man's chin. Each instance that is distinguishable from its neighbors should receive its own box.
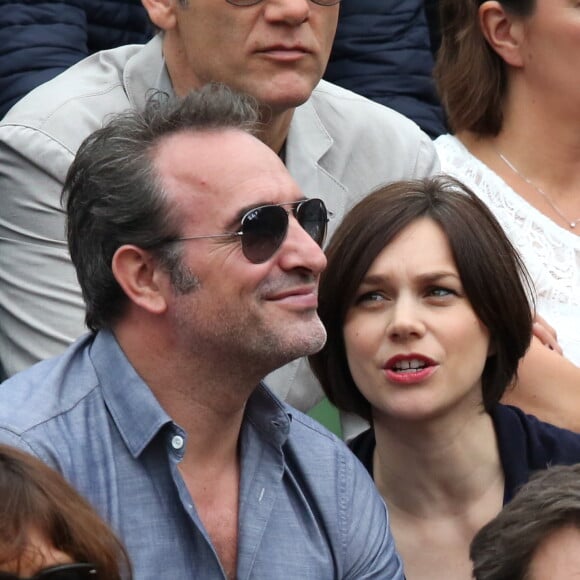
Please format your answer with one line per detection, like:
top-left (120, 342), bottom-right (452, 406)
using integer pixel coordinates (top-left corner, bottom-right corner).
top-left (281, 322), bottom-right (327, 362)
top-left (252, 76), bottom-right (321, 112)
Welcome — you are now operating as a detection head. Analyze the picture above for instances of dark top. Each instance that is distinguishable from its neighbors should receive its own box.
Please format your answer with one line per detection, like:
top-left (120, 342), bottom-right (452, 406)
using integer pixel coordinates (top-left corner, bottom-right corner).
top-left (0, 0), bottom-right (153, 118)
top-left (349, 403), bottom-right (580, 504)
top-left (324, 0), bottom-right (446, 138)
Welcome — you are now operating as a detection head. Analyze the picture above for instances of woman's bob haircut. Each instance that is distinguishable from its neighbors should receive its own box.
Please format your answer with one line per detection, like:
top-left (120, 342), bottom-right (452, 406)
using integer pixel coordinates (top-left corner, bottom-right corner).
top-left (309, 176), bottom-right (533, 423)
top-left (0, 444), bottom-right (131, 579)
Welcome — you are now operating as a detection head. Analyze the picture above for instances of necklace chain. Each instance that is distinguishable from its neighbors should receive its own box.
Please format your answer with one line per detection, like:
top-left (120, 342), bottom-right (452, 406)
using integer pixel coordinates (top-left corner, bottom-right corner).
top-left (495, 149), bottom-right (580, 229)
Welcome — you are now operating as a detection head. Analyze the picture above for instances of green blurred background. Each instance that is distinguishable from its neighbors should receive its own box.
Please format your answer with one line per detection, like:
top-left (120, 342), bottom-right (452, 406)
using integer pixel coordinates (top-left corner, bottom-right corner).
top-left (308, 397), bottom-right (342, 438)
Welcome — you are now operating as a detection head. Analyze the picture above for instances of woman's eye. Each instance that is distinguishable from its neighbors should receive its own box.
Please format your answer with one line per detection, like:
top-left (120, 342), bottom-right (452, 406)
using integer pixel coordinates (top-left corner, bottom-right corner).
top-left (427, 286), bottom-right (456, 298)
top-left (355, 291), bottom-right (385, 304)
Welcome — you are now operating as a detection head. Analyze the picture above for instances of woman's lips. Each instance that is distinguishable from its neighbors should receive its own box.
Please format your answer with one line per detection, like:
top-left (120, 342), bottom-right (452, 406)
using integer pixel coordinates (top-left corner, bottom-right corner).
top-left (383, 354), bottom-right (438, 385)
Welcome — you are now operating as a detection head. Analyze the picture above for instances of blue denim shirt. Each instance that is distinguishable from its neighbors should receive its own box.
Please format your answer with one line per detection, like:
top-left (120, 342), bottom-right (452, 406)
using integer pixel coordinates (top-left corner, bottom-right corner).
top-left (0, 330), bottom-right (404, 579)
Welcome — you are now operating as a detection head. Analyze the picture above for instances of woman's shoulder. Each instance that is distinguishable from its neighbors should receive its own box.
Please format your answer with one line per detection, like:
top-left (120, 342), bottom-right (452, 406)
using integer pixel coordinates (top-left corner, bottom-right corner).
top-left (434, 135), bottom-right (507, 202)
top-left (435, 134), bottom-right (501, 189)
top-left (492, 404), bottom-right (580, 503)
top-left (494, 404), bottom-right (580, 469)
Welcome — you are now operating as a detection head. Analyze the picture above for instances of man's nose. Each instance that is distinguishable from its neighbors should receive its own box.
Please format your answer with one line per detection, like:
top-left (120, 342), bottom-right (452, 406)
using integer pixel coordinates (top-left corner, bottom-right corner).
top-left (277, 215), bottom-right (327, 275)
top-left (263, 0), bottom-right (311, 25)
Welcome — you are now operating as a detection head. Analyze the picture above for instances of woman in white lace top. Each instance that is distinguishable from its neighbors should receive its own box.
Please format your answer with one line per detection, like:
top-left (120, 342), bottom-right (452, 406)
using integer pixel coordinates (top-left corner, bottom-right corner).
top-left (433, 0), bottom-right (580, 431)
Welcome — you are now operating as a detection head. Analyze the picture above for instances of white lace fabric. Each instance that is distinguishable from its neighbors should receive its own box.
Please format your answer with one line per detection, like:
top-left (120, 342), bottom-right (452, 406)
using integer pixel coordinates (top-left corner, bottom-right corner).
top-left (435, 135), bottom-right (580, 365)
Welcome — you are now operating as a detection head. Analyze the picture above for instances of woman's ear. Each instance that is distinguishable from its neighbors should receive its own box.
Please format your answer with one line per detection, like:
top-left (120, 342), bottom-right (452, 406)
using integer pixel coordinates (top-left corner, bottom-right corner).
top-left (479, 0), bottom-right (526, 68)
top-left (141, 0), bottom-right (179, 31)
top-left (112, 245), bottom-right (168, 315)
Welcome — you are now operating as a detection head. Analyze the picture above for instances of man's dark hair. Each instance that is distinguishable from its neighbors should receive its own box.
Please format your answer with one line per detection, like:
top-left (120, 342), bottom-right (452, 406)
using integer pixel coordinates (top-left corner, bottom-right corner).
top-left (471, 464), bottom-right (580, 580)
top-left (63, 84), bottom-right (260, 331)
top-left (309, 175), bottom-right (533, 422)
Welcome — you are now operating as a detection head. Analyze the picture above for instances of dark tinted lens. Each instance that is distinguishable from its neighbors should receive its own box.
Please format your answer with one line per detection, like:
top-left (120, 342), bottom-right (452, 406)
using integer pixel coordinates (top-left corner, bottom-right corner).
top-left (295, 199), bottom-right (328, 247)
top-left (36, 564), bottom-right (97, 580)
top-left (241, 205), bottom-right (288, 263)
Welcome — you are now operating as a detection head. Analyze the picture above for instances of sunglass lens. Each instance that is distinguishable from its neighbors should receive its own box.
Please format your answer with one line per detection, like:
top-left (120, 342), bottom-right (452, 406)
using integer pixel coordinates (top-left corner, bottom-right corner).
top-left (241, 205), bottom-right (288, 263)
top-left (296, 199), bottom-right (327, 247)
top-left (38, 564), bottom-right (97, 580)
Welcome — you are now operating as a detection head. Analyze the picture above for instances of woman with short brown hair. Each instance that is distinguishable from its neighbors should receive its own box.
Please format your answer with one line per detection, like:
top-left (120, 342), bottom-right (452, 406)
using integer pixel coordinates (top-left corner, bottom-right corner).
top-left (310, 176), bottom-right (580, 579)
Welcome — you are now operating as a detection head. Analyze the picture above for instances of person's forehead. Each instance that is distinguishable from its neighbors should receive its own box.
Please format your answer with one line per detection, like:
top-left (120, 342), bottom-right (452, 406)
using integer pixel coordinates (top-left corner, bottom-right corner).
top-left (155, 129), bottom-right (303, 227)
top-left (528, 524), bottom-right (580, 579)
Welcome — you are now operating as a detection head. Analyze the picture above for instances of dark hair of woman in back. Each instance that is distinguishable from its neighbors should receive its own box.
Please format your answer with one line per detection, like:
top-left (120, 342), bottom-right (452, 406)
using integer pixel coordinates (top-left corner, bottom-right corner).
top-left (0, 444), bottom-right (131, 579)
top-left (434, 0), bottom-right (535, 135)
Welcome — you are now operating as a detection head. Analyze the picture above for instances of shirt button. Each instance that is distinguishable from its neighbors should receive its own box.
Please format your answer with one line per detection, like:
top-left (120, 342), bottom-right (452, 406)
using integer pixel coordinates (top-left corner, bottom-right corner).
top-left (171, 435), bottom-right (184, 450)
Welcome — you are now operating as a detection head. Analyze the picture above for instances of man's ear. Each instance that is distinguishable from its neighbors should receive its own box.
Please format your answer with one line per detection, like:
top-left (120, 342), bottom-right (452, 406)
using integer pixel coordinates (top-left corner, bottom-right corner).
top-left (141, 0), bottom-right (178, 31)
top-left (112, 245), bottom-right (168, 315)
top-left (479, 0), bottom-right (526, 68)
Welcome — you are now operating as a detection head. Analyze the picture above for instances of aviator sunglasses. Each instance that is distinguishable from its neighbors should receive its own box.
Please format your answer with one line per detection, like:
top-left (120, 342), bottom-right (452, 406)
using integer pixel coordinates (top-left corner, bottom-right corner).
top-left (226, 0), bottom-right (340, 6)
top-left (164, 198), bottom-right (329, 264)
top-left (0, 563), bottom-right (98, 580)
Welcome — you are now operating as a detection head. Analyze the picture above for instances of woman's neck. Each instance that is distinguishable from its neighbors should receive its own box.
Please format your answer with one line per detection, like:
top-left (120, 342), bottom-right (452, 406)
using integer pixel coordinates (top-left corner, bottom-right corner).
top-left (372, 409), bottom-right (503, 518)
top-left (458, 82), bottom-right (580, 193)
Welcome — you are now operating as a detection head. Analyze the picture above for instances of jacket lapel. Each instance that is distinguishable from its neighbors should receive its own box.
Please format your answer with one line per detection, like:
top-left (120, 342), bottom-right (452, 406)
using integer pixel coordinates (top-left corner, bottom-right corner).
top-left (285, 98), bottom-right (349, 241)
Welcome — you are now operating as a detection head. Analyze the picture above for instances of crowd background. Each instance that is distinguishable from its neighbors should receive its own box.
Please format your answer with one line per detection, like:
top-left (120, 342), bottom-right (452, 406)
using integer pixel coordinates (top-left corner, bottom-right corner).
top-left (1, 1), bottom-right (580, 579)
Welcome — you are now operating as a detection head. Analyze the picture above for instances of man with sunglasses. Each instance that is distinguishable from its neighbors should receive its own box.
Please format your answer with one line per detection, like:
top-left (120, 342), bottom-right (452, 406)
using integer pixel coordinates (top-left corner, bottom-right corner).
top-left (0, 0), bottom-right (438, 419)
top-left (0, 86), bottom-right (404, 578)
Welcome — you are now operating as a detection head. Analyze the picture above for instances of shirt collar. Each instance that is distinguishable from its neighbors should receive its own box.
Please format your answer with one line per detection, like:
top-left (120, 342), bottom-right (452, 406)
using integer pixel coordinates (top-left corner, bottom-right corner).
top-left (244, 384), bottom-right (292, 449)
top-left (125, 34), bottom-right (175, 110)
top-left (89, 330), bottom-right (293, 457)
top-left (89, 329), bottom-right (172, 459)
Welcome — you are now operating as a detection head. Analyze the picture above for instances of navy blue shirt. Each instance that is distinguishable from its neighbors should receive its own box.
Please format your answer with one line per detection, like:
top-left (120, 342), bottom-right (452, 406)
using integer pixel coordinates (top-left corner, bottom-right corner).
top-left (349, 404), bottom-right (580, 504)
top-left (0, 330), bottom-right (404, 579)
top-left (0, 1), bottom-right (152, 118)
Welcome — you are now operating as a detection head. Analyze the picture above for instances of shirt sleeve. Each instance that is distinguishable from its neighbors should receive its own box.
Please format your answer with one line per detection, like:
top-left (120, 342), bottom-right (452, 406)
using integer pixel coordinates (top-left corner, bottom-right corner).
top-left (340, 447), bottom-right (405, 579)
top-left (414, 131), bottom-right (440, 179)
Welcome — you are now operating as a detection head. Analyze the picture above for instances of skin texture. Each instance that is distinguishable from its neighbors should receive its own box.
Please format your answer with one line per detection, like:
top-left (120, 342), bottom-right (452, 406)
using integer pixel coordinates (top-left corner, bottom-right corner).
top-left (151, 129), bottom-right (328, 375)
top-left (344, 218), bottom-right (490, 425)
top-left (144, 0), bottom-right (339, 151)
top-left (515, 0), bottom-right (580, 122)
top-left (527, 524), bottom-right (580, 579)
